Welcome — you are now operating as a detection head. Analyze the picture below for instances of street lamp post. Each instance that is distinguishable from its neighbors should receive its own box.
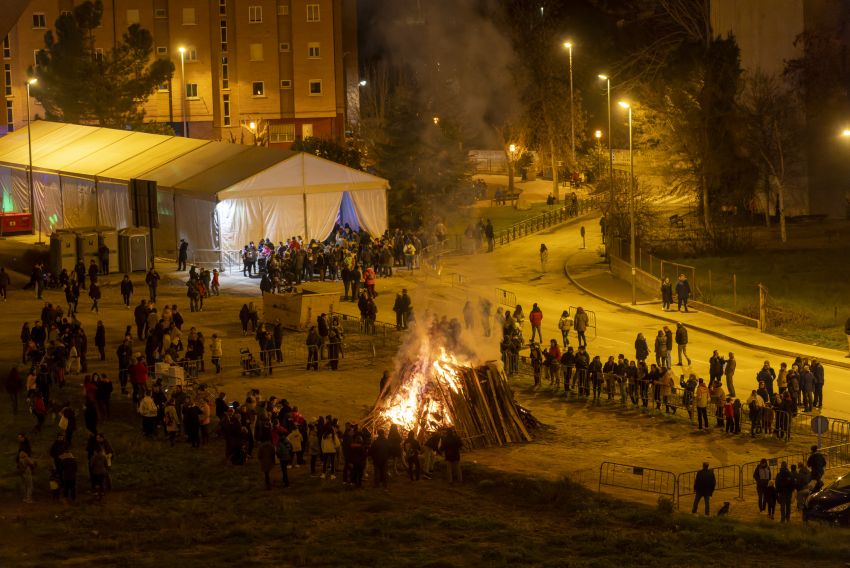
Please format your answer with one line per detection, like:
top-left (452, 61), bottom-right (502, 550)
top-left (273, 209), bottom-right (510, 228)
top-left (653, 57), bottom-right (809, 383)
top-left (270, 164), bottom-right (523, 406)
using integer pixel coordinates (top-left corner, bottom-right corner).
top-left (618, 101), bottom-right (636, 305)
top-left (25, 78), bottom-right (37, 234)
top-left (598, 75), bottom-right (614, 213)
top-left (178, 47), bottom-right (188, 137)
top-left (594, 130), bottom-right (602, 178)
top-left (249, 121), bottom-right (257, 145)
top-left (564, 42), bottom-right (575, 163)
top-left (508, 143), bottom-right (517, 195)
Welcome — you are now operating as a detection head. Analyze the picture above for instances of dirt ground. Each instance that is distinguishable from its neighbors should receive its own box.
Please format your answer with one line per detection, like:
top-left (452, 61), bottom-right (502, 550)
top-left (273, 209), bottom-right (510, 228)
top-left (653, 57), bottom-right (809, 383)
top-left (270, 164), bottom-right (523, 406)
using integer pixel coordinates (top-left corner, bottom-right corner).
top-left (0, 233), bottom-right (843, 527)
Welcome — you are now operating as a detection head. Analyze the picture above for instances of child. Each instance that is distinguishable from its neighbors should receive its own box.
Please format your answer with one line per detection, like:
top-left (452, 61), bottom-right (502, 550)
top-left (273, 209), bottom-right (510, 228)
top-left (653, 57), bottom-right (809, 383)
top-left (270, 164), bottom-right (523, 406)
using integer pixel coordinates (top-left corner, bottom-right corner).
top-left (723, 398), bottom-right (735, 433)
top-left (733, 399), bottom-right (742, 434)
top-left (765, 480), bottom-right (778, 519)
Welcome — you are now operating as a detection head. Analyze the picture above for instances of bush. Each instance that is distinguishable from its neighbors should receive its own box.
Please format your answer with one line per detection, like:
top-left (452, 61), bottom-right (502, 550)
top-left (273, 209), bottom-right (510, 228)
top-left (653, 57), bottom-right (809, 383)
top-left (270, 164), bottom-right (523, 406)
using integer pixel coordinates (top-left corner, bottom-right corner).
top-left (657, 496), bottom-right (675, 515)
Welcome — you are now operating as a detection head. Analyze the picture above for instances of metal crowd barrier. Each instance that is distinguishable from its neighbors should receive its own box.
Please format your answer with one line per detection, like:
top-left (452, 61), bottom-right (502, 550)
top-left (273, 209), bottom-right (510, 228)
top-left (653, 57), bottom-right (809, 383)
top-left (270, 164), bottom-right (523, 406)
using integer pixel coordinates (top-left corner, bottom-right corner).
top-left (495, 288), bottom-right (517, 308)
top-left (598, 462), bottom-right (677, 498)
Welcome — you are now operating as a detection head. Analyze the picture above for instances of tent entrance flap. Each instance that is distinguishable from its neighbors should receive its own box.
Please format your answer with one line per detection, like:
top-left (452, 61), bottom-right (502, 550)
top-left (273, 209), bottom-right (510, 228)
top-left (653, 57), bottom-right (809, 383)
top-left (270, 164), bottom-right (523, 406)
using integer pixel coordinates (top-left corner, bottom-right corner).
top-left (336, 191), bottom-right (360, 232)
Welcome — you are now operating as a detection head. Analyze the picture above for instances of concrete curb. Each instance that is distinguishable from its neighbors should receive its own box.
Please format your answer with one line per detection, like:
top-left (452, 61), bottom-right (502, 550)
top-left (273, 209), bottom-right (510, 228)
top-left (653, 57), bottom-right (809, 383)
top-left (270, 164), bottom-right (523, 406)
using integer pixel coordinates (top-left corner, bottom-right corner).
top-left (563, 252), bottom-right (850, 371)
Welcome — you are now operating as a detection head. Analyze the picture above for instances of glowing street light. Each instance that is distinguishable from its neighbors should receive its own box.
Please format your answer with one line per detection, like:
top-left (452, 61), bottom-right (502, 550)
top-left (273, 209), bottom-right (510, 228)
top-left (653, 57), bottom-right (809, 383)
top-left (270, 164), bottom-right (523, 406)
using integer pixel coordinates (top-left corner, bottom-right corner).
top-left (594, 130), bottom-right (603, 177)
top-left (509, 143), bottom-right (517, 154)
top-left (359, 80), bottom-right (367, 87)
top-left (598, 74), bottom-right (614, 211)
top-left (842, 129), bottom-right (850, 137)
top-left (618, 100), bottom-right (636, 305)
top-left (178, 46), bottom-right (188, 137)
top-left (26, 77), bottom-right (37, 228)
top-left (432, 116), bottom-right (440, 125)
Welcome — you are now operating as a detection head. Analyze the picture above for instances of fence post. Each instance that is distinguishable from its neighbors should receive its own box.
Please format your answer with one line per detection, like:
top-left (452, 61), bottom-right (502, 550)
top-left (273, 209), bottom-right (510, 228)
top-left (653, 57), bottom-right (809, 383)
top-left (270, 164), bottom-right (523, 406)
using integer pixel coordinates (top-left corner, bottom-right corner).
top-left (733, 274), bottom-right (737, 311)
top-left (758, 283), bottom-right (767, 331)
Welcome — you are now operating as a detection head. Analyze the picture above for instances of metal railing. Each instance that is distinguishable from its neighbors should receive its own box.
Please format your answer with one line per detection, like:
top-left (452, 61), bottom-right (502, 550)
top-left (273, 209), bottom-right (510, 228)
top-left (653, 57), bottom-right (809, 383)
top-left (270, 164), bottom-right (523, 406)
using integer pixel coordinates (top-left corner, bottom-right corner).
top-left (598, 461), bottom-right (677, 498)
top-left (496, 202), bottom-right (593, 246)
top-left (495, 288), bottom-right (517, 308)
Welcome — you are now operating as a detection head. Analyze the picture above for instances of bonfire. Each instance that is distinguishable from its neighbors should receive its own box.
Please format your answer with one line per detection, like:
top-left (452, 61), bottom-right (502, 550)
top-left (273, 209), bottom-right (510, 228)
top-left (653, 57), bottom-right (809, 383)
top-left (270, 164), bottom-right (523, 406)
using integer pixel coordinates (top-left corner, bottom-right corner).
top-left (360, 345), bottom-right (537, 449)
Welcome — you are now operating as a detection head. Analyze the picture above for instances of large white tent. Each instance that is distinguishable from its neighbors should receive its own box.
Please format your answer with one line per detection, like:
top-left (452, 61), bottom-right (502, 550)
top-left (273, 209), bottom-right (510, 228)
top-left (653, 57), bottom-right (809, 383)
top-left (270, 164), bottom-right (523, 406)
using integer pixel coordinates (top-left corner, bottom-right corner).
top-left (0, 121), bottom-right (389, 262)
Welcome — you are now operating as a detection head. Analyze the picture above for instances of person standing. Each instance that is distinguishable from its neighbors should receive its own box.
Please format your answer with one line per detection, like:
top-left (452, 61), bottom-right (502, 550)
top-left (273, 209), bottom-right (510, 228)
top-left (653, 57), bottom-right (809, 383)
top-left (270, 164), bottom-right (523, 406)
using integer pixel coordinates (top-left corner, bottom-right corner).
top-left (675, 274), bottom-right (691, 312)
top-left (403, 431), bottom-right (422, 481)
top-left (256, 440), bottom-right (275, 489)
top-left (695, 378), bottom-right (709, 430)
top-left (18, 450), bottom-right (36, 503)
top-left (811, 359), bottom-right (825, 409)
top-left (89, 282), bottom-right (101, 313)
top-left (654, 330), bottom-right (667, 368)
top-left (95, 321), bottom-right (106, 361)
top-left (675, 323), bottom-right (691, 366)
top-left (145, 267), bottom-right (160, 302)
top-left (34, 263), bottom-right (44, 299)
top-left (0, 266), bottom-right (10, 301)
top-left (529, 303), bottom-right (543, 344)
top-left (178, 239), bottom-right (189, 271)
top-left (634, 333), bottom-right (648, 364)
top-left (723, 352), bottom-right (736, 398)
top-left (573, 307), bottom-right (589, 348)
top-left (807, 445), bottom-right (827, 492)
top-left (5, 365), bottom-right (22, 414)
top-left (579, 225), bottom-right (586, 249)
top-left (98, 243), bottom-right (110, 276)
top-left (757, 361), bottom-right (776, 398)
top-left (845, 316), bottom-right (850, 358)
top-left (369, 429), bottom-right (390, 488)
top-left (558, 310), bottom-right (572, 348)
top-left (753, 458), bottom-right (772, 513)
top-left (485, 219), bottom-right (495, 252)
top-left (210, 334), bottom-right (223, 374)
top-left (393, 290), bottom-right (412, 331)
top-left (442, 427), bottom-right (463, 483)
top-left (775, 461), bottom-right (795, 523)
top-left (660, 277), bottom-right (673, 311)
top-left (120, 274), bottom-right (134, 308)
top-left (691, 462), bottom-right (716, 516)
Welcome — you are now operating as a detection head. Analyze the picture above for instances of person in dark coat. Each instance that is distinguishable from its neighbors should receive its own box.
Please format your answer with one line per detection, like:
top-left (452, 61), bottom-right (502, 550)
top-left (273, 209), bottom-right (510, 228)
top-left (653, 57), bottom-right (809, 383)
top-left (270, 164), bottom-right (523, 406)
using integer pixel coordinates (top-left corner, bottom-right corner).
top-left (775, 461), bottom-right (795, 522)
top-left (178, 239), bottom-right (189, 271)
top-left (95, 321), bottom-right (106, 361)
top-left (660, 277), bottom-right (673, 311)
top-left (692, 462), bottom-right (716, 516)
top-left (5, 366), bottom-right (23, 414)
top-left (368, 429), bottom-right (390, 488)
top-left (675, 274), bottom-right (691, 312)
top-left (120, 274), bottom-right (134, 308)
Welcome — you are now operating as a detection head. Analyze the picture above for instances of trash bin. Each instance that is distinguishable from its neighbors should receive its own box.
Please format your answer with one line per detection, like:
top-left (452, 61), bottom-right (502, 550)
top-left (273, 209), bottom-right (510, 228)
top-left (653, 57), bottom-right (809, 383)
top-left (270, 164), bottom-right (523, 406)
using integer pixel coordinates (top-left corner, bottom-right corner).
top-left (118, 228), bottom-right (149, 273)
top-left (50, 231), bottom-right (77, 276)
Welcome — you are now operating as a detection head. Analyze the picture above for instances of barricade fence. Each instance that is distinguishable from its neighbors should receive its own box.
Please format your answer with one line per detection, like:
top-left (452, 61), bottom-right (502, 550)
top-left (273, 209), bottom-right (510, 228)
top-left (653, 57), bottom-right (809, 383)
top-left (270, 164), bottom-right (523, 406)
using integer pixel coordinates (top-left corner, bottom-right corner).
top-left (598, 462), bottom-right (677, 498)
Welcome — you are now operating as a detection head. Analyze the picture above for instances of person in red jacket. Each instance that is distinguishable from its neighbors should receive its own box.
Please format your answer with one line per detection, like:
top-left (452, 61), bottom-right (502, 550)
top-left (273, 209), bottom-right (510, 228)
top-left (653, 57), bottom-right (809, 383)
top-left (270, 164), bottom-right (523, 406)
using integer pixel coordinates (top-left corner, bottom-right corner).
top-left (529, 303), bottom-right (543, 344)
top-left (129, 356), bottom-right (148, 406)
top-left (363, 267), bottom-right (377, 298)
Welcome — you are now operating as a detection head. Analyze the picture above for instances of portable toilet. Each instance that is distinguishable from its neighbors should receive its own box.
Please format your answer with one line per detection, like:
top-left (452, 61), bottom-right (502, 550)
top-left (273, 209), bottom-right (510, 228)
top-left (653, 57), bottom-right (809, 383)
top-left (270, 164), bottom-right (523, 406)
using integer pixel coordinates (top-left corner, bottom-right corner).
top-left (50, 231), bottom-right (78, 275)
top-left (95, 226), bottom-right (118, 273)
top-left (76, 229), bottom-right (99, 268)
top-left (118, 228), bottom-right (149, 273)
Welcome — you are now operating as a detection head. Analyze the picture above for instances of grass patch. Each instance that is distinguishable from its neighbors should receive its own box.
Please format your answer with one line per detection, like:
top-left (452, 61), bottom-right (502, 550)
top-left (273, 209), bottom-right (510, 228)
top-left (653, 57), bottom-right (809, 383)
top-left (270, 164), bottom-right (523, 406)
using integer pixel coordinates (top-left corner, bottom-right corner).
top-left (443, 202), bottom-right (562, 236)
top-left (669, 250), bottom-right (850, 349)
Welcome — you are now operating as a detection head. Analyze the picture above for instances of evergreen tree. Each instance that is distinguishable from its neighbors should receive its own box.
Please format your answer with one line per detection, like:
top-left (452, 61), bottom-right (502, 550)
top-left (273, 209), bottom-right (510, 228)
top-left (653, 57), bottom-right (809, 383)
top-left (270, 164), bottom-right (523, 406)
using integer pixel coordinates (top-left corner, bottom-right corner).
top-left (30, 1), bottom-right (173, 129)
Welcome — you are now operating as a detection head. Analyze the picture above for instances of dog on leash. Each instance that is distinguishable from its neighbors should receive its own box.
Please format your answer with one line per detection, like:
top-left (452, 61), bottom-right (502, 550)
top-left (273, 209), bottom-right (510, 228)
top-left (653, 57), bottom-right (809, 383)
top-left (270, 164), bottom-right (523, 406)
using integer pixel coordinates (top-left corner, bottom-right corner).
top-left (716, 502), bottom-right (731, 516)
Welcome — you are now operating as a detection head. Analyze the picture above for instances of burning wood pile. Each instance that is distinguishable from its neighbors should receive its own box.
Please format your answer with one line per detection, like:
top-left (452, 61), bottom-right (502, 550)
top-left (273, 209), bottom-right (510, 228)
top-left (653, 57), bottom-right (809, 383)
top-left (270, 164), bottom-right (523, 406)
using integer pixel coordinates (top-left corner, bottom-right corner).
top-left (361, 347), bottom-right (537, 449)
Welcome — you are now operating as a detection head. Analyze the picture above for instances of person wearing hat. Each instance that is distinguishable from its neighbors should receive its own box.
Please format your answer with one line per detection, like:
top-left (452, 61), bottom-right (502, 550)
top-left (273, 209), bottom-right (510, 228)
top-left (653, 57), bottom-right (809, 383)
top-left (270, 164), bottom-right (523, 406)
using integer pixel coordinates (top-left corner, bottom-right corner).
top-left (393, 289), bottom-right (412, 330)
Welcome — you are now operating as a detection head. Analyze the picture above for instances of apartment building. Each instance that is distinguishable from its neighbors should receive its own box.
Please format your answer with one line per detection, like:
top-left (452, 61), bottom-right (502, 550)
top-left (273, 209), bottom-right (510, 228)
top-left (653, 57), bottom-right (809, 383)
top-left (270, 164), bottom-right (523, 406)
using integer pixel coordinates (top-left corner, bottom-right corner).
top-left (1, 0), bottom-right (359, 147)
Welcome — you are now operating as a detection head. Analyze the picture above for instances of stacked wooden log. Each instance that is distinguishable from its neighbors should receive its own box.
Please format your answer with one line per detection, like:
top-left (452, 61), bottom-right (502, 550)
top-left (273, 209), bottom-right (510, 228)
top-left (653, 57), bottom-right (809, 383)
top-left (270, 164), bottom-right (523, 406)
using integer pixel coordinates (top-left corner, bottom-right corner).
top-left (360, 359), bottom-right (535, 449)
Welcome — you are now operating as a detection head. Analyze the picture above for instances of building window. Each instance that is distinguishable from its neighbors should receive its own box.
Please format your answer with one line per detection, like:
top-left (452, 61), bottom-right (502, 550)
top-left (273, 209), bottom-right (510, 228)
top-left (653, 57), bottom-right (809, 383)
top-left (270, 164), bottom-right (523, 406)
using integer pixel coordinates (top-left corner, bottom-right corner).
top-left (157, 82), bottom-right (169, 92)
top-left (33, 50), bottom-right (39, 65)
top-left (269, 123), bottom-right (295, 143)
top-left (184, 47), bottom-right (198, 62)
top-left (222, 93), bottom-right (231, 126)
top-left (249, 43), bottom-right (263, 61)
top-left (3, 64), bottom-right (11, 97)
top-left (220, 20), bottom-right (228, 51)
top-left (252, 81), bottom-right (265, 97)
top-left (221, 55), bottom-right (229, 89)
top-left (302, 123), bottom-right (313, 138)
top-left (155, 8), bottom-right (167, 18)
top-left (182, 8), bottom-right (196, 25)
top-left (3, 36), bottom-right (10, 59)
top-left (6, 100), bottom-right (13, 132)
top-left (94, 48), bottom-right (105, 62)
top-left (248, 6), bottom-right (263, 23)
top-left (279, 42), bottom-right (290, 52)
top-left (280, 79), bottom-right (291, 89)
top-left (156, 46), bottom-right (167, 55)
top-left (308, 43), bottom-right (320, 58)
top-left (61, 11), bottom-right (72, 18)
top-left (32, 13), bottom-right (47, 29)
top-left (126, 9), bottom-right (140, 25)
top-left (219, 0), bottom-right (227, 16)
top-left (278, 5), bottom-right (289, 16)
top-left (306, 4), bottom-right (320, 22)
top-left (186, 83), bottom-right (199, 99)
top-left (308, 79), bottom-right (322, 95)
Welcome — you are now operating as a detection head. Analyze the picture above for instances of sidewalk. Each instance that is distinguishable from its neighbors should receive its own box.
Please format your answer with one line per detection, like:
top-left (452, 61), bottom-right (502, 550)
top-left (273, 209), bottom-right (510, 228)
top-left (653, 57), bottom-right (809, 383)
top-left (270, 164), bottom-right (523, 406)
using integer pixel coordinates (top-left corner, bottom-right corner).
top-left (565, 228), bottom-right (850, 370)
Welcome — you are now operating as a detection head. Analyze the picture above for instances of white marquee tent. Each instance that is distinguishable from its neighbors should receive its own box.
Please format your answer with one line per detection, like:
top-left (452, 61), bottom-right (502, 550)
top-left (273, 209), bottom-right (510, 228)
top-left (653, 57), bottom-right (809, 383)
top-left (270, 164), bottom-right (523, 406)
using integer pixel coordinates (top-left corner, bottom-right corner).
top-left (0, 121), bottom-right (389, 261)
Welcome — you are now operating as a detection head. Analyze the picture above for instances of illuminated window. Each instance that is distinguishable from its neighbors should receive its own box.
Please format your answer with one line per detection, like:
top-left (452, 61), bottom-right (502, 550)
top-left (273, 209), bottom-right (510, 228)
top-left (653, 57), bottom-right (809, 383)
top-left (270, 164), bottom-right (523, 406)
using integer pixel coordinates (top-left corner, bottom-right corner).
top-left (269, 123), bottom-right (295, 143)
top-left (157, 82), bottom-right (169, 92)
top-left (223, 94), bottom-right (231, 126)
top-left (156, 46), bottom-right (167, 55)
top-left (249, 43), bottom-right (263, 61)
top-left (306, 4), bottom-right (320, 22)
top-left (186, 83), bottom-right (199, 98)
top-left (221, 55), bottom-right (229, 89)
top-left (184, 47), bottom-right (198, 62)
top-left (252, 81), bottom-right (265, 97)
top-left (32, 14), bottom-right (46, 29)
top-left (308, 79), bottom-right (322, 95)
top-left (308, 43), bottom-right (320, 58)
top-left (182, 8), bottom-right (196, 25)
top-left (126, 9), bottom-right (140, 25)
top-left (248, 6), bottom-right (263, 23)
top-left (302, 123), bottom-right (313, 137)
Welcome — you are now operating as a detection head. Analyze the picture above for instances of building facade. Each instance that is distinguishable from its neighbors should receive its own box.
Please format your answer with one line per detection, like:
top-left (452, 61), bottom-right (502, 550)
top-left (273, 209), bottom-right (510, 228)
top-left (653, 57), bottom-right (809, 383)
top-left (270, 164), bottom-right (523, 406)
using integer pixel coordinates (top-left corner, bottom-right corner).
top-left (1, 0), bottom-right (359, 148)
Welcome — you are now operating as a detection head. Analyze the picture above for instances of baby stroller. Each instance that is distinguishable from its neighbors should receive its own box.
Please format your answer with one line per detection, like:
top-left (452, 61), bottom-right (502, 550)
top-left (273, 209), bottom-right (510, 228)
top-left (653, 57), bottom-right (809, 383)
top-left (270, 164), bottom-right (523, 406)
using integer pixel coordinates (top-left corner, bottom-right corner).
top-left (240, 347), bottom-right (262, 376)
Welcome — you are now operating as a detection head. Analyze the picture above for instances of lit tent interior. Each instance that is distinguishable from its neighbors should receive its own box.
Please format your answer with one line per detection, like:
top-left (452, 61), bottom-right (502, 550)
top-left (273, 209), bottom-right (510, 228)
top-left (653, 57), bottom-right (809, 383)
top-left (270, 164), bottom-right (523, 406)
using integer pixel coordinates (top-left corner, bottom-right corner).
top-left (0, 121), bottom-right (389, 263)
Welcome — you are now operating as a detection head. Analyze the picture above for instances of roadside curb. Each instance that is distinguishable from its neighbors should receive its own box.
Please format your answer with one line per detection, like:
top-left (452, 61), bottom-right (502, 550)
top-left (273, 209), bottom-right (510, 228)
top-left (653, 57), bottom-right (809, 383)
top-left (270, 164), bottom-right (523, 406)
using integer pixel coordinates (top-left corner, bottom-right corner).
top-left (563, 253), bottom-right (850, 371)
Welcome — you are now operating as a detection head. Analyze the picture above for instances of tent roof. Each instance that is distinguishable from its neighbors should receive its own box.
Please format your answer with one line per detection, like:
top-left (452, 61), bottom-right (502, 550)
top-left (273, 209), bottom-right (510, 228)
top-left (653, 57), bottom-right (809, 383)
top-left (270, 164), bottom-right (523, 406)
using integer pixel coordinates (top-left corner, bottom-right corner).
top-left (0, 120), bottom-right (388, 199)
top-left (216, 152), bottom-right (390, 199)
